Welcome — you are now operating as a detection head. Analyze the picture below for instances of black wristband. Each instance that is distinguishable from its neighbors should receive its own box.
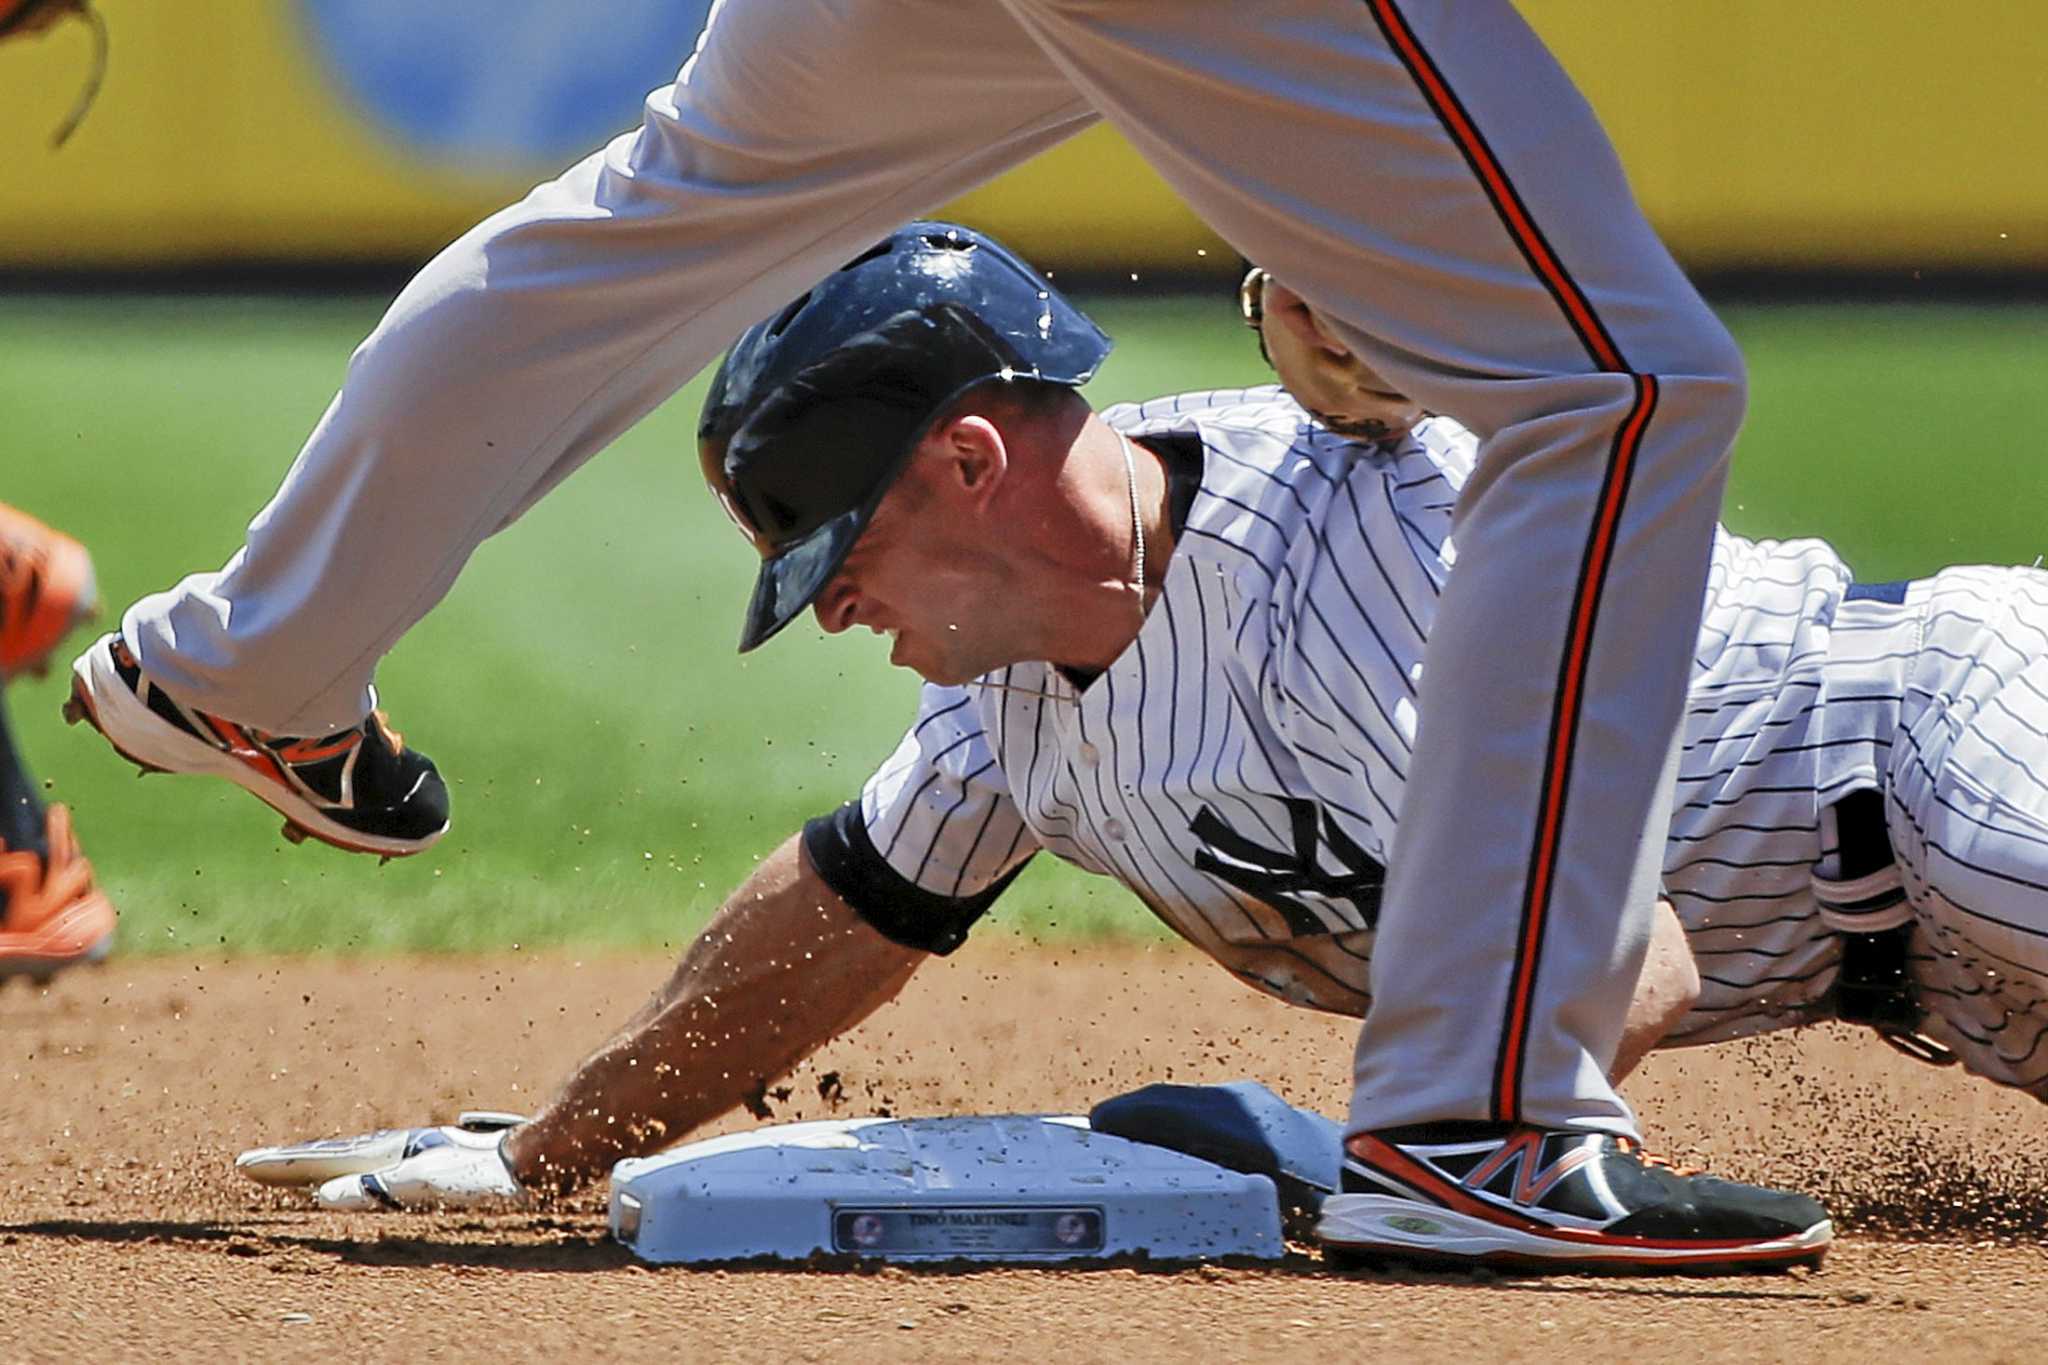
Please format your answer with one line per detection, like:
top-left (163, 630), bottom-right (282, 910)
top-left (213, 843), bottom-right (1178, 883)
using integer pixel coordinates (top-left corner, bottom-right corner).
top-left (801, 802), bottom-right (1027, 956)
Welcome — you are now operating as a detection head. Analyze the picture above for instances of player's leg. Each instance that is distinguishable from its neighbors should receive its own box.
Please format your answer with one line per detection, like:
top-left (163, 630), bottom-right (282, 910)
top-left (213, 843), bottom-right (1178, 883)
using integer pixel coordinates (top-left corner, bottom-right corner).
top-left (73, 0), bottom-right (1092, 851)
top-left (998, 0), bottom-right (1820, 1267)
top-left (1885, 566), bottom-right (2048, 1098)
top-left (0, 504), bottom-right (115, 979)
top-left (1000, 0), bottom-right (1726, 1127)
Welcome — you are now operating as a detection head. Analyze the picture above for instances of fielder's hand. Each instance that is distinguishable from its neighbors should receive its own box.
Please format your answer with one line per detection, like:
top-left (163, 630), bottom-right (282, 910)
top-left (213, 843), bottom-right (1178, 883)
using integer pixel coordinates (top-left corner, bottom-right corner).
top-left (236, 1111), bottom-right (530, 1211)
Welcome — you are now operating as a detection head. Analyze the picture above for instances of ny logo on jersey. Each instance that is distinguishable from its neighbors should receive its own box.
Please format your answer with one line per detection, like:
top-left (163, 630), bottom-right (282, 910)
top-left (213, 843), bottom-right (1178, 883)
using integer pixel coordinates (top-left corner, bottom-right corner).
top-left (1189, 798), bottom-right (1385, 935)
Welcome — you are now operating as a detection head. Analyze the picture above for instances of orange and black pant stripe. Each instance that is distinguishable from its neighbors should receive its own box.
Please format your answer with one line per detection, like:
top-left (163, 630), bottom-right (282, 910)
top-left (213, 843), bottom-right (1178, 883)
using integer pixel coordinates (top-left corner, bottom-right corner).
top-left (1364, 0), bottom-right (1665, 1124)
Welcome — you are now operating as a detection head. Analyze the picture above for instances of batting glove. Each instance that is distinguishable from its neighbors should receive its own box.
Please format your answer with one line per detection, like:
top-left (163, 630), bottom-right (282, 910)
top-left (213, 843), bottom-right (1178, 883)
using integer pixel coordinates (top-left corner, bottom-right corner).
top-left (235, 1111), bottom-right (529, 1211)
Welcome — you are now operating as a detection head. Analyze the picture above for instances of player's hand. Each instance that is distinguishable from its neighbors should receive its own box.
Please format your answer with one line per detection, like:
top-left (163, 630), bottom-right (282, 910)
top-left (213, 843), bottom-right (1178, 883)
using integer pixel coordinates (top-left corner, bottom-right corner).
top-left (235, 1111), bottom-right (530, 1211)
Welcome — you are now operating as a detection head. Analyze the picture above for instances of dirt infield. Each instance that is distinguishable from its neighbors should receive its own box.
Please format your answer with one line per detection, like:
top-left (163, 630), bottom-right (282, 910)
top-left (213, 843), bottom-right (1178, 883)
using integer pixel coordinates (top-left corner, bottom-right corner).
top-left (4, 939), bottom-right (2045, 1361)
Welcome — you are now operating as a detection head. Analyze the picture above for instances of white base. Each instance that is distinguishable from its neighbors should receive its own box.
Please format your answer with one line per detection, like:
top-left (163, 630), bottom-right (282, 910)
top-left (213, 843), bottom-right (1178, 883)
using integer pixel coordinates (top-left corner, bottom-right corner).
top-left (609, 1115), bottom-right (1284, 1265)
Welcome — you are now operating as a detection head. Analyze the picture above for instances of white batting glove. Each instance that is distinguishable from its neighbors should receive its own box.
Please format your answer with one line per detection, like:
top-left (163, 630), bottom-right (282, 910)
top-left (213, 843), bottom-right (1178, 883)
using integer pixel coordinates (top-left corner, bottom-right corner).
top-left (235, 1111), bottom-right (530, 1211)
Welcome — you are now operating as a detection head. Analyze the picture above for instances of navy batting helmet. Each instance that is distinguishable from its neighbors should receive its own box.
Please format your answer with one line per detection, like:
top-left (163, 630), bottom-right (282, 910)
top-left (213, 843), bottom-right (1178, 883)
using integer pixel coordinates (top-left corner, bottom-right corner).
top-left (698, 221), bottom-right (1113, 652)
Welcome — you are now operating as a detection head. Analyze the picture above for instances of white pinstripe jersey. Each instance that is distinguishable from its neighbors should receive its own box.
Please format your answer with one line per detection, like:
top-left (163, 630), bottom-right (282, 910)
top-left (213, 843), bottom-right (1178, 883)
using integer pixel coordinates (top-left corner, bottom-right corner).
top-left (854, 386), bottom-right (1865, 1043)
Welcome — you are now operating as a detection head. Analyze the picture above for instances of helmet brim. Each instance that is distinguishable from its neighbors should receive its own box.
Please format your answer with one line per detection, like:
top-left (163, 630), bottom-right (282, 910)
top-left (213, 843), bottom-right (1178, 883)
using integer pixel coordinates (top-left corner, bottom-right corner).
top-left (737, 505), bottom-right (868, 653)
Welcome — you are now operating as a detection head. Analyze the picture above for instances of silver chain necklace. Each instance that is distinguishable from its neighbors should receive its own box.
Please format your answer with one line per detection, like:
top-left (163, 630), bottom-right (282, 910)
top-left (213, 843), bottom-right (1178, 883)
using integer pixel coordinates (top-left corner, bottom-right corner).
top-left (1120, 431), bottom-right (1146, 615)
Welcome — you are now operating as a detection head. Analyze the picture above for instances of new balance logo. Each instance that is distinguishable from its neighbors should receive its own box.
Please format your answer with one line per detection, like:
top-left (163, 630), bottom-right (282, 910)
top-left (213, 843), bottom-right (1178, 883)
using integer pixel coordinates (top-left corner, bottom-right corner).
top-left (1461, 1130), bottom-right (1598, 1206)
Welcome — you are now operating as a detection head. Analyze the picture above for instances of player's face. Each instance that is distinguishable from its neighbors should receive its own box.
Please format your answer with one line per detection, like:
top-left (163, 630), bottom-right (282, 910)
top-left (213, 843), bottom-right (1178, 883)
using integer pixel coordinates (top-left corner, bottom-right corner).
top-left (810, 441), bottom-right (1020, 685)
top-left (1243, 270), bottom-right (1424, 443)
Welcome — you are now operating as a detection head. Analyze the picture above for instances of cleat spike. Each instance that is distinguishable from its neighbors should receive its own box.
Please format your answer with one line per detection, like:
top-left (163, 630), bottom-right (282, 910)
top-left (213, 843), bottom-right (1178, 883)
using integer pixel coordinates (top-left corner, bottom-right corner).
top-left (62, 694), bottom-right (87, 725)
top-left (280, 821), bottom-right (309, 845)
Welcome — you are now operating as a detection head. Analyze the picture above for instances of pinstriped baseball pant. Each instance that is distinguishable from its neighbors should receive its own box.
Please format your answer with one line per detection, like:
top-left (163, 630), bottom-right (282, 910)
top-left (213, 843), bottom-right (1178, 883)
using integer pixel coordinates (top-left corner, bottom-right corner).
top-left (1877, 568), bottom-right (2048, 1096)
top-left (119, 0), bottom-right (1743, 1136)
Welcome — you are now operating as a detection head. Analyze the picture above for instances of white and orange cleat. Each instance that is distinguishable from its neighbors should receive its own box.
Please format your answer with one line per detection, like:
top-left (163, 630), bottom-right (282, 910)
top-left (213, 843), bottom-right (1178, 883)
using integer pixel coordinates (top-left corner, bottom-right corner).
top-left (66, 634), bottom-right (450, 859)
top-left (0, 804), bottom-right (114, 983)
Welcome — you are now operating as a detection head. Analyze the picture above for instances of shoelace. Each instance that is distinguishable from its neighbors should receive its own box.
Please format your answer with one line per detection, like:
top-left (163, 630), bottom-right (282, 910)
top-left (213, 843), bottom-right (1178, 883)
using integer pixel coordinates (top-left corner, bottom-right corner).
top-left (1615, 1136), bottom-right (1702, 1177)
top-left (250, 710), bottom-right (401, 760)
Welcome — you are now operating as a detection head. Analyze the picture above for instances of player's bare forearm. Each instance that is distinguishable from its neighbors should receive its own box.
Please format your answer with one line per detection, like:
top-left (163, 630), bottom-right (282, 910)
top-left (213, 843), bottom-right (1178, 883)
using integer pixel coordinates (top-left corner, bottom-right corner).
top-left (501, 833), bottom-right (923, 1194)
top-left (1610, 899), bottom-right (1699, 1083)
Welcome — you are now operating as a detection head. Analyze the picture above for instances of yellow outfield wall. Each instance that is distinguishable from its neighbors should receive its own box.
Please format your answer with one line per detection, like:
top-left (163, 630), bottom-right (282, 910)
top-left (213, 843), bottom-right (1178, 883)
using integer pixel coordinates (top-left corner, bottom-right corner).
top-left (0, 1), bottom-right (2042, 272)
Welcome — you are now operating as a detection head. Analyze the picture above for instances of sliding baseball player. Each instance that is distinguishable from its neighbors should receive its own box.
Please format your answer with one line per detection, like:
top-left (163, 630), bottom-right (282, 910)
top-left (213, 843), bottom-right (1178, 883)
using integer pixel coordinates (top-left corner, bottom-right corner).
top-left (239, 225), bottom-right (1854, 1270)
top-left (248, 237), bottom-right (2048, 1270)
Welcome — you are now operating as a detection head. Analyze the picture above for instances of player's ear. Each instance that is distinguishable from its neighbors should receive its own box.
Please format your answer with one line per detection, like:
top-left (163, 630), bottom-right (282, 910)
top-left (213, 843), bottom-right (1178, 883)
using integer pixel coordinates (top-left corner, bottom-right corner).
top-left (935, 414), bottom-right (1009, 506)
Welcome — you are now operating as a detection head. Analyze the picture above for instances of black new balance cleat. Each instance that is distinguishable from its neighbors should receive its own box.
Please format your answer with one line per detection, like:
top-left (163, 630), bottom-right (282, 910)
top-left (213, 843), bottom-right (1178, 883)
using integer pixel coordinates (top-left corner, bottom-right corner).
top-left (65, 633), bottom-right (449, 858)
top-left (1317, 1123), bottom-right (1831, 1273)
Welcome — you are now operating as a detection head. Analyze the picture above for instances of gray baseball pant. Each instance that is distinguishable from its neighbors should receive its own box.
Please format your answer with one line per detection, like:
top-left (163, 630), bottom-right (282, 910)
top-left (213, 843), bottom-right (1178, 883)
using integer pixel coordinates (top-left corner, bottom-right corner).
top-left (121, 0), bottom-right (1742, 1137)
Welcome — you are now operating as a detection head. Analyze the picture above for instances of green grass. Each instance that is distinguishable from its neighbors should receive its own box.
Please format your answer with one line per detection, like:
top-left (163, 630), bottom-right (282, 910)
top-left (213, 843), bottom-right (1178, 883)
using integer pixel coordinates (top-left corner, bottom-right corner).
top-left (1720, 307), bottom-right (2048, 577)
top-left (2, 293), bottom-right (2044, 956)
